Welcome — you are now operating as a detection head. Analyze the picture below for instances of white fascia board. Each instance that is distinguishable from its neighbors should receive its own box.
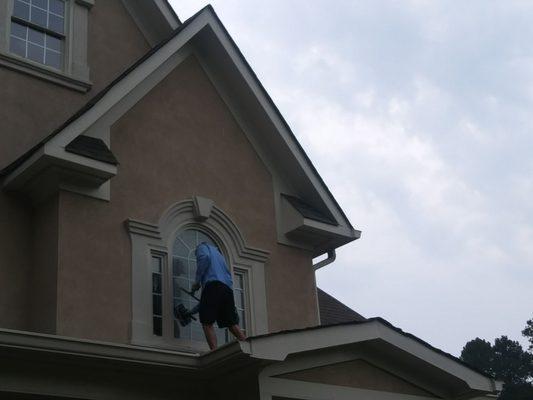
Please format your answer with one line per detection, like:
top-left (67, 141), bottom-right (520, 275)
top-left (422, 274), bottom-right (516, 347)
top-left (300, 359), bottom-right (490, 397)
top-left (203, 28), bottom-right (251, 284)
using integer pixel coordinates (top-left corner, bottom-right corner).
top-left (302, 218), bottom-right (361, 239)
top-left (0, 327), bottom-right (198, 368)
top-left (153, 0), bottom-right (180, 29)
top-left (48, 15), bottom-right (209, 149)
top-left (205, 15), bottom-right (354, 231)
top-left (247, 320), bottom-right (499, 393)
top-left (248, 321), bottom-right (382, 361)
top-left (2, 147), bottom-right (47, 189)
top-left (375, 323), bottom-right (501, 393)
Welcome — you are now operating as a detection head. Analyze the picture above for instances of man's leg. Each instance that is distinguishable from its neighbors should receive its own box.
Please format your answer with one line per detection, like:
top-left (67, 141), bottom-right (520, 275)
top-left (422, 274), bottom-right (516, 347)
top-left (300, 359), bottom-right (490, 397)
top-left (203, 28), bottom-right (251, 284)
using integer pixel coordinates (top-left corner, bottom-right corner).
top-left (202, 324), bottom-right (217, 350)
top-left (228, 324), bottom-right (246, 342)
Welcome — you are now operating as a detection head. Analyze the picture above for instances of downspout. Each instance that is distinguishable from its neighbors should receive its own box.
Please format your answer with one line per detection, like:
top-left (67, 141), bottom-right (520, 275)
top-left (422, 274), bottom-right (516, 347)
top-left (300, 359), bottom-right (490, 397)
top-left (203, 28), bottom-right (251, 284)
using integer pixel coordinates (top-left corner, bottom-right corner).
top-left (313, 249), bottom-right (336, 325)
top-left (313, 249), bottom-right (336, 271)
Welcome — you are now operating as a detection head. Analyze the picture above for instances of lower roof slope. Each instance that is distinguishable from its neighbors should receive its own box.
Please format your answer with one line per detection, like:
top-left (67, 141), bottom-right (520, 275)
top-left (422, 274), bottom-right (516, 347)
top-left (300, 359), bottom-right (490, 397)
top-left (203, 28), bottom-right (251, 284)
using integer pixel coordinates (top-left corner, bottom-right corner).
top-left (317, 288), bottom-right (365, 325)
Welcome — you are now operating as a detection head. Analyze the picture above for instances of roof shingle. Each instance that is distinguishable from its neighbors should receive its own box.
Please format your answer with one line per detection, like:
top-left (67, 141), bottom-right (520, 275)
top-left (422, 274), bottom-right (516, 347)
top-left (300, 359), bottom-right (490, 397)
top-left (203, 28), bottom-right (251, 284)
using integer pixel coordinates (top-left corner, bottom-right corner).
top-left (317, 288), bottom-right (366, 325)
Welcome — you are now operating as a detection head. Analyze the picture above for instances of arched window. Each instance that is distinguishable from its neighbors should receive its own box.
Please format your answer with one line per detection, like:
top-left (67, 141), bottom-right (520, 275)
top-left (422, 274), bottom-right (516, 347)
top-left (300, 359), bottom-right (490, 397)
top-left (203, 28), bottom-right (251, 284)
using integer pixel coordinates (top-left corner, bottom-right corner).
top-left (170, 228), bottom-right (246, 345)
top-left (128, 197), bottom-right (268, 352)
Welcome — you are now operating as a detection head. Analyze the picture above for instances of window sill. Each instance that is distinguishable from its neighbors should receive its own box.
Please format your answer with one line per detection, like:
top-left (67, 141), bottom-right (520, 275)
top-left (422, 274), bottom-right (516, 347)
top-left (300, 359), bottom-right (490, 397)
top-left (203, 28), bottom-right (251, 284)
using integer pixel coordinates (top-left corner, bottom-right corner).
top-left (0, 51), bottom-right (92, 92)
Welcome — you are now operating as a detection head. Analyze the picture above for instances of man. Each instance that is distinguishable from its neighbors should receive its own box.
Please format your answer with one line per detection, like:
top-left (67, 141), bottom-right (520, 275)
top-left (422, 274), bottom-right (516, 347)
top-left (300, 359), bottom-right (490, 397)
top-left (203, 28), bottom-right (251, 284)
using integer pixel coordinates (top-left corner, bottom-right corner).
top-left (191, 242), bottom-right (246, 350)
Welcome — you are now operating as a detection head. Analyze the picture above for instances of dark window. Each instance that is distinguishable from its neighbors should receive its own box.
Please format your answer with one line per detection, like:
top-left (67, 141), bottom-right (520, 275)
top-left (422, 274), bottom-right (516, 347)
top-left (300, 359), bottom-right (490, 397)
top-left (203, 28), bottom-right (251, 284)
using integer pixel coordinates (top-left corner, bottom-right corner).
top-left (151, 255), bottom-right (163, 336)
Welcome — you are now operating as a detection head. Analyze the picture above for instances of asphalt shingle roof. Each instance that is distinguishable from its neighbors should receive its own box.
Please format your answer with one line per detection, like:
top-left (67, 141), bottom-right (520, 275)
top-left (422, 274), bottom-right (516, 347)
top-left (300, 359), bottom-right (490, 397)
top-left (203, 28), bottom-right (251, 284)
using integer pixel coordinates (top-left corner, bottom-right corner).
top-left (317, 288), bottom-right (366, 325)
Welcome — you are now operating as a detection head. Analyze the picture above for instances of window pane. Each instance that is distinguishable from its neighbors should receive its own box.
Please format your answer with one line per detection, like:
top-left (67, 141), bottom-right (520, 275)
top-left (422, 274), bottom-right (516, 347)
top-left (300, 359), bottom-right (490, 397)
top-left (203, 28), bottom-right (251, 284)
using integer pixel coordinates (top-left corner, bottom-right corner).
top-left (173, 277), bottom-right (189, 295)
top-left (234, 274), bottom-right (243, 290)
top-left (27, 42), bottom-right (44, 63)
top-left (172, 257), bottom-right (186, 277)
top-left (191, 322), bottom-right (204, 341)
top-left (30, 6), bottom-right (47, 27)
top-left (173, 238), bottom-right (189, 257)
top-left (234, 289), bottom-right (243, 309)
top-left (215, 328), bottom-right (226, 343)
top-left (50, 0), bottom-right (64, 16)
top-left (28, 28), bottom-right (44, 45)
top-left (173, 296), bottom-right (184, 309)
top-left (180, 230), bottom-right (197, 250)
top-left (175, 319), bottom-right (190, 339)
top-left (46, 34), bottom-right (61, 51)
top-left (153, 316), bottom-right (162, 336)
top-left (13, 1), bottom-right (30, 21)
top-left (9, 36), bottom-right (26, 57)
top-left (151, 256), bottom-right (161, 273)
top-left (152, 294), bottom-right (162, 316)
top-left (188, 259), bottom-right (197, 278)
top-left (152, 273), bottom-right (161, 294)
top-left (45, 50), bottom-right (61, 69)
top-left (31, 0), bottom-right (48, 10)
top-left (11, 21), bottom-right (27, 39)
top-left (48, 13), bottom-right (64, 34)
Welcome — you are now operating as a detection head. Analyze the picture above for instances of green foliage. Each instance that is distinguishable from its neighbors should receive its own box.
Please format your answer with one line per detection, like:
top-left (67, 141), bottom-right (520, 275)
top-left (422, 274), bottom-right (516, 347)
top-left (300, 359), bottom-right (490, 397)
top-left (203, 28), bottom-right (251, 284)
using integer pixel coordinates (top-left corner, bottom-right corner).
top-left (522, 318), bottom-right (533, 351)
top-left (461, 338), bottom-right (494, 376)
top-left (460, 327), bottom-right (533, 400)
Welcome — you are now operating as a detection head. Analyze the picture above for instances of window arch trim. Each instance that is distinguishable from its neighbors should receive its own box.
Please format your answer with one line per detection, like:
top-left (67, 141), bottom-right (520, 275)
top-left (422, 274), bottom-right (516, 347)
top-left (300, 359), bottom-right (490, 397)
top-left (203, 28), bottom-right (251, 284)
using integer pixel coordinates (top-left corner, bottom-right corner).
top-left (126, 197), bottom-right (270, 351)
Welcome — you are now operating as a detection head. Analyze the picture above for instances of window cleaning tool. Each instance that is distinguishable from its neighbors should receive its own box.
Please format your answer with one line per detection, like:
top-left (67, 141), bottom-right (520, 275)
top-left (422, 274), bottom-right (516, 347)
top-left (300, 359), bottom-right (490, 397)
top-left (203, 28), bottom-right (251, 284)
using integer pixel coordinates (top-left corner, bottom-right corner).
top-left (174, 287), bottom-right (200, 327)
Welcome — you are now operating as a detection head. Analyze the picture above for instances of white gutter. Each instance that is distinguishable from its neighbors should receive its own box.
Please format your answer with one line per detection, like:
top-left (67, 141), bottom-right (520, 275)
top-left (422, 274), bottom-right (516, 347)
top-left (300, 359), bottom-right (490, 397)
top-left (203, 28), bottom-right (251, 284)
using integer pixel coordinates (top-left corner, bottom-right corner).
top-left (313, 250), bottom-right (336, 271)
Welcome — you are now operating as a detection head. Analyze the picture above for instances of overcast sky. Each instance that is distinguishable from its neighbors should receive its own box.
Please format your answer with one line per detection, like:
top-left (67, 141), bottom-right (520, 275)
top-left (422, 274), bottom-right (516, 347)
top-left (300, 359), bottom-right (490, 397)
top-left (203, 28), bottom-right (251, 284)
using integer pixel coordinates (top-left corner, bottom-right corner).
top-left (169, 0), bottom-right (533, 355)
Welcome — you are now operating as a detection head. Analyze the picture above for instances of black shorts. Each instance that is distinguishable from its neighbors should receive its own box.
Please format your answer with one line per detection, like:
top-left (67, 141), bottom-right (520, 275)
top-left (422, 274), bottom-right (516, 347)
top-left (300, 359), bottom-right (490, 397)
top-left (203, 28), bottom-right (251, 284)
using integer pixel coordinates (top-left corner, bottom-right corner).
top-left (199, 281), bottom-right (239, 328)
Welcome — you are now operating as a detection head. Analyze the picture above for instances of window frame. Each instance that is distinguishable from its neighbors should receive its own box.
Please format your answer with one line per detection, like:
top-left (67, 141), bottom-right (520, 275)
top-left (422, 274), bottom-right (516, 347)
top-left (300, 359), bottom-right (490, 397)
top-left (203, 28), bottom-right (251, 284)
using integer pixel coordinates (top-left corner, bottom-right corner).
top-left (127, 197), bottom-right (270, 353)
top-left (0, 0), bottom-right (93, 92)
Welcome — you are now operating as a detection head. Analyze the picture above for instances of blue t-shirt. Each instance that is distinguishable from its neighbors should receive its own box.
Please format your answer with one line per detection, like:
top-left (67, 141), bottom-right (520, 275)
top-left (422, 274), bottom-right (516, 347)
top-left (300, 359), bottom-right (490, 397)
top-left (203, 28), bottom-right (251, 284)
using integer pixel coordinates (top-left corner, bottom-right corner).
top-left (195, 243), bottom-right (233, 289)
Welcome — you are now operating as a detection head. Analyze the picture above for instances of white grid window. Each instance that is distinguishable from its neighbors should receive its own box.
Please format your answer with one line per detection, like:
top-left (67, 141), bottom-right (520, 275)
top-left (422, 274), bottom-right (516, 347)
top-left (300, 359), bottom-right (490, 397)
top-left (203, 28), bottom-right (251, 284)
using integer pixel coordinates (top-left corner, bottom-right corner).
top-left (9, 0), bottom-right (65, 69)
top-left (233, 271), bottom-right (247, 336)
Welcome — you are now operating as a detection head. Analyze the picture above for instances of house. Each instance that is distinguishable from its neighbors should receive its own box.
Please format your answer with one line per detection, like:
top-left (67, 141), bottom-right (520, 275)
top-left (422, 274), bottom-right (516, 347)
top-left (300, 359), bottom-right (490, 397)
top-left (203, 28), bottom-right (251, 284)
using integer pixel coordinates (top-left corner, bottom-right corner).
top-left (0, 1), bottom-right (502, 399)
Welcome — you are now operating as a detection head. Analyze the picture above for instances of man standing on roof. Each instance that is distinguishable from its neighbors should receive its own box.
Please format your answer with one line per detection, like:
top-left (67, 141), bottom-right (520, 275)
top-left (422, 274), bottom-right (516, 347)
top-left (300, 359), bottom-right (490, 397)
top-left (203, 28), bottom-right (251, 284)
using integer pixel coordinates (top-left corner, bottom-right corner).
top-left (191, 242), bottom-right (246, 350)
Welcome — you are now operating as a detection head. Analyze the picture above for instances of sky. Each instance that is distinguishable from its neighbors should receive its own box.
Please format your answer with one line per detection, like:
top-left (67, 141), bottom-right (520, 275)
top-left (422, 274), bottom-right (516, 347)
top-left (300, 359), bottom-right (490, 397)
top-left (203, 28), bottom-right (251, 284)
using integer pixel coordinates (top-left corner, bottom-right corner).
top-left (169, 0), bottom-right (533, 356)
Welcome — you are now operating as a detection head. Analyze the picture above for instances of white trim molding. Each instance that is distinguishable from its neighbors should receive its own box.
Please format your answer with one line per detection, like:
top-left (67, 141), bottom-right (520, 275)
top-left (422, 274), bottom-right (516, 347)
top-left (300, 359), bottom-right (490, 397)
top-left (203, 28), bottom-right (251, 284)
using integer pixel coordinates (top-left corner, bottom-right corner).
top-left (126, 197), bottom-right (270, 351)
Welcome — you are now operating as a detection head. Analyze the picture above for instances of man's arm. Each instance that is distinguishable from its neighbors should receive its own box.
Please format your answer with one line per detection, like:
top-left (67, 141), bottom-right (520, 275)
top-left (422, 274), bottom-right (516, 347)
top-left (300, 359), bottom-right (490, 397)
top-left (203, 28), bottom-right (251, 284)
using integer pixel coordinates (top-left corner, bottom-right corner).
top-left (194, 244), bottom-right (210, 291)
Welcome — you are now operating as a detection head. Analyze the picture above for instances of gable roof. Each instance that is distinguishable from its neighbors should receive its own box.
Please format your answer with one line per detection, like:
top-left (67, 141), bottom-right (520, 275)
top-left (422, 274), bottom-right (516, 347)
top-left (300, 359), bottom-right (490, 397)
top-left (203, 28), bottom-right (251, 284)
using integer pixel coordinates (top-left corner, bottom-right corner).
top-left (1, 5), bottom-right (360, 251)
top-left (0, 9), bottom-right (199, 179)
top-left (317, 288), bottom-right (365, 324)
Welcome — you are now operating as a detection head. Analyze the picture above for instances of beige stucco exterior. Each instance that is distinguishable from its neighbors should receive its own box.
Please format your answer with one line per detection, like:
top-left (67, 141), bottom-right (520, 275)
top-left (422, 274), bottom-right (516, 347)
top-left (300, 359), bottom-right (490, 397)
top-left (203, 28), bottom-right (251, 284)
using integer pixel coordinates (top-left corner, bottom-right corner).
top-left (55, 55), bottom-right (318, 342)
top-left (0, 0), bottom-right (151, 331)
top-left (276, 359), bottom-right (436, 397)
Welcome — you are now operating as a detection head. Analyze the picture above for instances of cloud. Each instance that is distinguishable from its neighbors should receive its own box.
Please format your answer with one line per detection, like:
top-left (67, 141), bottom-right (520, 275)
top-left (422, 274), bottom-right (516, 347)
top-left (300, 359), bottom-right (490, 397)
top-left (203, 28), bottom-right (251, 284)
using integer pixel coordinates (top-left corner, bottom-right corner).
top-left (170, 0), bottom-right (533, 354)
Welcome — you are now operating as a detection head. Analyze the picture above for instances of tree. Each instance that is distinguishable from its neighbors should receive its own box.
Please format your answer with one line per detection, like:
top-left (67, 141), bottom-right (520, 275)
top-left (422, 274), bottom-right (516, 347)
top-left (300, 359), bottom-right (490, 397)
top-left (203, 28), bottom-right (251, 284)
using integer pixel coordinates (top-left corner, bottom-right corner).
top-left (460, 334), bottom-right (533, 400)
top-left (522, 318), bottom-right (533, 352)
top-left (461, 338), bottom-right (494, 376)
top-left (492, 336), bottom-right (532, 385)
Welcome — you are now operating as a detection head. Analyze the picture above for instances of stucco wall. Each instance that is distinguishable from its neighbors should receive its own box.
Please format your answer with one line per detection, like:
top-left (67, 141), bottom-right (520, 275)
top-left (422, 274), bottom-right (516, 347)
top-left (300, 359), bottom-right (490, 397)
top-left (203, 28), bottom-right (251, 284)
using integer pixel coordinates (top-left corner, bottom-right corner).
top-left (56, 55), bottom-right (319, 342)
top-left (0, 194), bottom-right (31, 329)
top-left (0, 0), bottom-right (150, 169)
top-left (278, 359), bottom-right (436, 397)
top-left (0, 0), bottom-right (151, 331)
top-left (29, 195), bottom-right (59, 334)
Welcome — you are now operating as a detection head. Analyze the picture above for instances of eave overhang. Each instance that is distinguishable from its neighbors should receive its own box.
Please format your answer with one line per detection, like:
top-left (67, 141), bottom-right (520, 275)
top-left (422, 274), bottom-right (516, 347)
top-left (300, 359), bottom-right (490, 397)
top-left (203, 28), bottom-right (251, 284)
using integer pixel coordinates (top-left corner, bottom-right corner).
top-left (0, 318), bottom-right (501, 399)
top-left (2, 139), bottom-right (117, 203)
